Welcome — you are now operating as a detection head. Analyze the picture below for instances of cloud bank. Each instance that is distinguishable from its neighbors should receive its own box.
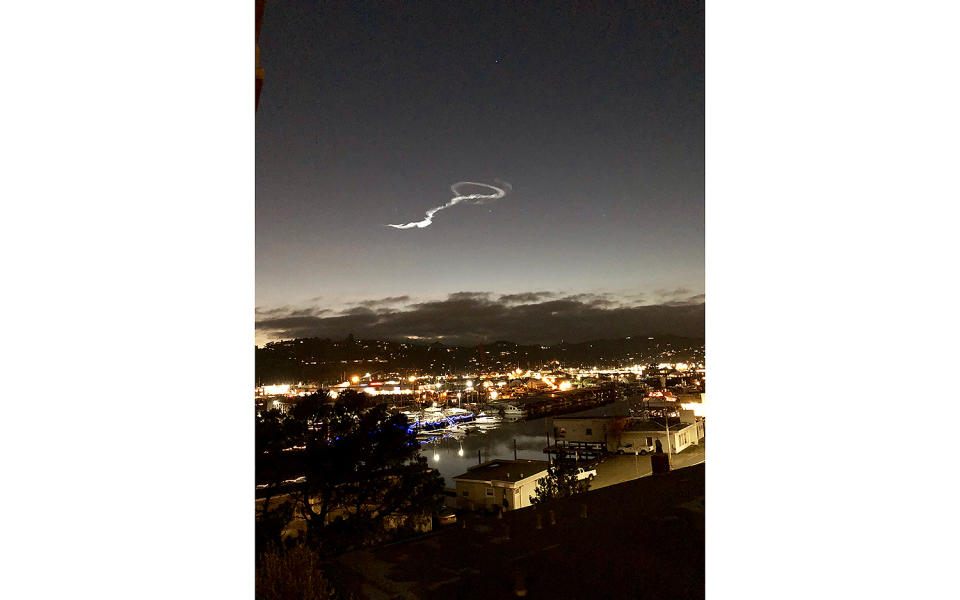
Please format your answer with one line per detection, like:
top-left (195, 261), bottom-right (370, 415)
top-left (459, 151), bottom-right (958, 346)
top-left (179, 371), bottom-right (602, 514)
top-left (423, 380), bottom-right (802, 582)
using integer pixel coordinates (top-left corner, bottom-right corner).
top-left (256, 291), bottom-right (704, 346)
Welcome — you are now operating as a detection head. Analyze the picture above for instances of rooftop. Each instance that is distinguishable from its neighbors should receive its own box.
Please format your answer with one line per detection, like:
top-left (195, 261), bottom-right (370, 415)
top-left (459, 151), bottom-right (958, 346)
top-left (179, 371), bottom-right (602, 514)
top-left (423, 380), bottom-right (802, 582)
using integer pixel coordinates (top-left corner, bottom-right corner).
top-left (626, 419), bottom-right (692, 432)
top-left (452, 459), bottom-right (549, 483)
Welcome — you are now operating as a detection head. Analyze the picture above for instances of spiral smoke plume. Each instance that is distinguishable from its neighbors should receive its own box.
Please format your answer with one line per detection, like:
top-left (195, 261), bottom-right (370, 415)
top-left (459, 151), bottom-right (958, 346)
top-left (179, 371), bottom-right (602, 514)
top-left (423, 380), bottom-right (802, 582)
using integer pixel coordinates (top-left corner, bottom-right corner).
top-left (387, 180), bottom-right (512, 229)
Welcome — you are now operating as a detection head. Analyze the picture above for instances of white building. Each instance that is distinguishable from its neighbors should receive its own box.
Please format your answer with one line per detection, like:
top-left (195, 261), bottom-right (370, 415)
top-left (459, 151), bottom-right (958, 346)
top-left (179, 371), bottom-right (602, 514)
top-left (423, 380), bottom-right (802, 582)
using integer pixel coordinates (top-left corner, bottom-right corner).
top-left (554, 415), bottom-right (705, 455)
top-left (619, 419), bottom-right (703, 454)
top-left (452, 459), bottom-right (549, 512)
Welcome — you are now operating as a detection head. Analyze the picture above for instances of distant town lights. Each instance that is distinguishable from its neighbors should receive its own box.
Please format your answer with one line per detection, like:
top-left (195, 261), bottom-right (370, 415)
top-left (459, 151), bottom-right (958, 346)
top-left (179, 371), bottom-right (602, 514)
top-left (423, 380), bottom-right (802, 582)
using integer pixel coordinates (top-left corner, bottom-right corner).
top-left (489, 391), bottom-right (498, 400)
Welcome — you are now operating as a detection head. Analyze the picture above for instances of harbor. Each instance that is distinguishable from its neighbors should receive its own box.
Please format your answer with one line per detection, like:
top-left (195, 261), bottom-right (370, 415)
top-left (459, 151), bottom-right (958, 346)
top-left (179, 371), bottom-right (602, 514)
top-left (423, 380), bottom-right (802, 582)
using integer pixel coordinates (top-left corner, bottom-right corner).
top-left (415, 393), bottom-right (641, 485)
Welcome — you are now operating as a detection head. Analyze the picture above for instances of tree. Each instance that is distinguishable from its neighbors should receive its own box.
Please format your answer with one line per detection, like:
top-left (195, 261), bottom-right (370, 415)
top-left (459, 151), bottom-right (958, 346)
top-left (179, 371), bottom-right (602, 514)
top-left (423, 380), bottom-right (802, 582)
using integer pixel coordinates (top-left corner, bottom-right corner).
top-left (531, 451), bottom-right (590, 505)
top-left (256, 391), bottom-right (444, 555)
top-left (608, 416), bottom-right (628, 448)
top-left (255, 544), bottom-right (333, 600)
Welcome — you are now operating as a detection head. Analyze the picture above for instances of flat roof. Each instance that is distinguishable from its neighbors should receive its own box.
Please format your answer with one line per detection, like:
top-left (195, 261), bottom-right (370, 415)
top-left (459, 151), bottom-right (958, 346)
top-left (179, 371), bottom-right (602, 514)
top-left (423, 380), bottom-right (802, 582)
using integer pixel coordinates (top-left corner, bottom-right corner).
top-left (452, 459), bottom-right (549, 483)
top-left (626, 419), bottom-right (694, 433)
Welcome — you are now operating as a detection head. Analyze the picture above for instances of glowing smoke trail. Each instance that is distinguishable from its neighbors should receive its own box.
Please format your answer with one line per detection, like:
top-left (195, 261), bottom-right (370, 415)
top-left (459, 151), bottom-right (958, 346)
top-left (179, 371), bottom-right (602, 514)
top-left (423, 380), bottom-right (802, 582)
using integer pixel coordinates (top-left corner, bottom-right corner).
top-left (387, 181), bottom-right (512, 229)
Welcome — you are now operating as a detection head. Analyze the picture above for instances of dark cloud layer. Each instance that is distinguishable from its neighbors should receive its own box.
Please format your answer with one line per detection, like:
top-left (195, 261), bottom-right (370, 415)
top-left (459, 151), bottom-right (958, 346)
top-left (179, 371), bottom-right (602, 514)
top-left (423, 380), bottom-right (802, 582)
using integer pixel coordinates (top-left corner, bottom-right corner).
top-left (355, 296), bottom-right (410, 307)
top-left (256, 292), bottom-right (704, 346)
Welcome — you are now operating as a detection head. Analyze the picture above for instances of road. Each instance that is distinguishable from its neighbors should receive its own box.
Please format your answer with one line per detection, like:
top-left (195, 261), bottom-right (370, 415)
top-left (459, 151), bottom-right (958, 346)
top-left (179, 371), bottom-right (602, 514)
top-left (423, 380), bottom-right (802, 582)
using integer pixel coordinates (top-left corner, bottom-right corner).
top-left (588, 441), bottom-right (705, 490)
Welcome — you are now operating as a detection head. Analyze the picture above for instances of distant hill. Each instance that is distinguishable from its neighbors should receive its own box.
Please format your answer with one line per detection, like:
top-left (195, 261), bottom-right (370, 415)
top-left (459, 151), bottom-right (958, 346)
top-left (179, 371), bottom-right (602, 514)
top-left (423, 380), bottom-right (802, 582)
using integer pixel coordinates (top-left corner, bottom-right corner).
top-left (255, 334), bottom-right (704, 385)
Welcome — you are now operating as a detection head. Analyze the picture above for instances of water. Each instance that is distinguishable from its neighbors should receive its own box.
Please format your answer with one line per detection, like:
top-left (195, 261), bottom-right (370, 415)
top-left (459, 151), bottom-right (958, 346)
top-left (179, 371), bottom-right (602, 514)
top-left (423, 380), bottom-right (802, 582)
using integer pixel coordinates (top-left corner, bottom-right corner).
top-left (419, 397), bottom-right (637, 486)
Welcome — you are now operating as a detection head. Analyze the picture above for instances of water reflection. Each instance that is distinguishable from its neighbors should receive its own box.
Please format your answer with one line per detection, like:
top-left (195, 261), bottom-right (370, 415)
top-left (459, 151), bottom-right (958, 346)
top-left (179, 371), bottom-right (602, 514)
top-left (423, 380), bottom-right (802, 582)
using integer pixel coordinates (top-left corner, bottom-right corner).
top-left (420, 398), bottom-right (634, 485)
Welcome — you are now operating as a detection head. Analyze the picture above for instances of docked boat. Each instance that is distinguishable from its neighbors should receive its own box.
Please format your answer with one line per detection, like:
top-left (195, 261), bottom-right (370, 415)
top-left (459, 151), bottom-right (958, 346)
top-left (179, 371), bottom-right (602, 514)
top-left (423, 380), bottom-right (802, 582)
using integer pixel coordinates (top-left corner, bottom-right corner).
top-left (501, 403), bottom-right (527, 418)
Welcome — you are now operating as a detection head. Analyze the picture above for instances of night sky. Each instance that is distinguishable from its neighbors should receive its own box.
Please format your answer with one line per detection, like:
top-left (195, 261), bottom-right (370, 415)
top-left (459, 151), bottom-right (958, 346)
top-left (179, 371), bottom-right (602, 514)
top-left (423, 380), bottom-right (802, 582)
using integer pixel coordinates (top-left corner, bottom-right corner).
top-left (256, 1), bottom-right (703, 346)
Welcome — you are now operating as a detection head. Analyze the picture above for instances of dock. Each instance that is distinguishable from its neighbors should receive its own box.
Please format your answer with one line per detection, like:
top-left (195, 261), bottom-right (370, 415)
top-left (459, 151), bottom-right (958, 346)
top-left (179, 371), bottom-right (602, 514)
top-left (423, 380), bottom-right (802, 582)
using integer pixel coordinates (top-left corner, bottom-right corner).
top-left (542, 443), bottom-right (607, 461)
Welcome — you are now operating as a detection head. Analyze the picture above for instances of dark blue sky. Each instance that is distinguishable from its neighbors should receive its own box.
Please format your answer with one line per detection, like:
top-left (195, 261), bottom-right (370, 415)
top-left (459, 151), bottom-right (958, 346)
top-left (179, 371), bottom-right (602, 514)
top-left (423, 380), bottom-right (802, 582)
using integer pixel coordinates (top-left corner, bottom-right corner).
top-left (256, 1), bottom-right (703, 345)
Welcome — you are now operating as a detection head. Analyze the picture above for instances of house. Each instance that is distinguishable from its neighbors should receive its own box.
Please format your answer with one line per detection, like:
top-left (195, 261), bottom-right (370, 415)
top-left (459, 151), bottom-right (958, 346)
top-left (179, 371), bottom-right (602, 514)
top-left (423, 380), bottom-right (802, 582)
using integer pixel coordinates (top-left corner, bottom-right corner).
top-left (452, 459), bottom-right (549, 512)
top-left (554, 415), bottom-right (706, 455)
top-left (619, 419), bottom-right (703, 454)
top-left (552, 416), bottom-right (611, 452)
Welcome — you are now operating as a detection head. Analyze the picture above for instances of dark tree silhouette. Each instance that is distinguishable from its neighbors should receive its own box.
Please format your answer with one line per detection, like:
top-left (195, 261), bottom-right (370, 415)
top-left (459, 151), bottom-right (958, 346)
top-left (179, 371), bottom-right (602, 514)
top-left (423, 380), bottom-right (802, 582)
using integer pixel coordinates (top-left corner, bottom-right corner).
top-left (531, 451), bottom-right (590, 505)
top-left (256, 391), bottom-right (444, 555)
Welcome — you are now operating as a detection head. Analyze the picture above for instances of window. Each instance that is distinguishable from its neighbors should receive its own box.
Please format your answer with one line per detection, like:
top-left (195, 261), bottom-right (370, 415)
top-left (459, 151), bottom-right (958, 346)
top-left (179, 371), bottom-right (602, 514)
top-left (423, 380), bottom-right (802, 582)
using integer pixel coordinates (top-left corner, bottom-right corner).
top-left (485, 488), bottom-right (494, 497)
top-left (646, 436), bottom-right (653, 445)
top-left (586, 428), bottom-right (593, 435)
top-left (461, 490), bottom-right (469, 497)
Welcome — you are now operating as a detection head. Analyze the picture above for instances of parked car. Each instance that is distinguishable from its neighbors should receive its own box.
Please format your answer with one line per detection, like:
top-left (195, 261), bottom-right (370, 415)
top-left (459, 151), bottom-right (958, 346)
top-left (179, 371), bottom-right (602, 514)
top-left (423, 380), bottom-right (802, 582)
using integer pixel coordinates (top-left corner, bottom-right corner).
top-left (616, 442), bottom-right (653, 455)
top-left (437, 510), bottom-right (457, 526)
top-left (575, 467), bottom-right (597, 481)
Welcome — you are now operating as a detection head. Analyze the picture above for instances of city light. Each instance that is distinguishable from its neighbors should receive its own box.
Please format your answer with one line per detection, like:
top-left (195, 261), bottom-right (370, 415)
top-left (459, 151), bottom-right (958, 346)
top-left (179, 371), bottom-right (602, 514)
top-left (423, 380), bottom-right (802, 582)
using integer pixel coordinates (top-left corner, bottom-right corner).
top-left (351, 375), bottom-right (360, 384)
top-left (489, 391), bottom-right (498, 400)
top-left (263, 384), bottom-right (291, 395)
top-left (558, 381), bottom-right (572, 391)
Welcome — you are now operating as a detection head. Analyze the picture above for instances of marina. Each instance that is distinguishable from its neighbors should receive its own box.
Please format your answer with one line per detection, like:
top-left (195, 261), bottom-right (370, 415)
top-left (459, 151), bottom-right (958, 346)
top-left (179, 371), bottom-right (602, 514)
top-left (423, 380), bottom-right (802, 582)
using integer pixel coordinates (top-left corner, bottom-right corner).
top-left (415, 395), bottom-right (643, 485)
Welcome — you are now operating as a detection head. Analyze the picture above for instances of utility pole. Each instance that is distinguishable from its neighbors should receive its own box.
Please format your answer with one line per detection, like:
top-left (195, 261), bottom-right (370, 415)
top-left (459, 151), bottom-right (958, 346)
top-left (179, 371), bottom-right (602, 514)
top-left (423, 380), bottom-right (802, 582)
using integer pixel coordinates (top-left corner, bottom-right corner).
top-left (665, 407), bottom-right (672, 457)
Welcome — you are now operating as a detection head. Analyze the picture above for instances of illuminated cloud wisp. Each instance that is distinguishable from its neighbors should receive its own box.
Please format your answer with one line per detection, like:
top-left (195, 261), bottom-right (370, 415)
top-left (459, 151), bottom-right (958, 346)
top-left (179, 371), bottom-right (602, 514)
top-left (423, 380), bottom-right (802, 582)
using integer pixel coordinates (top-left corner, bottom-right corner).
top-left (387, 181), bottom-right (512, 229)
